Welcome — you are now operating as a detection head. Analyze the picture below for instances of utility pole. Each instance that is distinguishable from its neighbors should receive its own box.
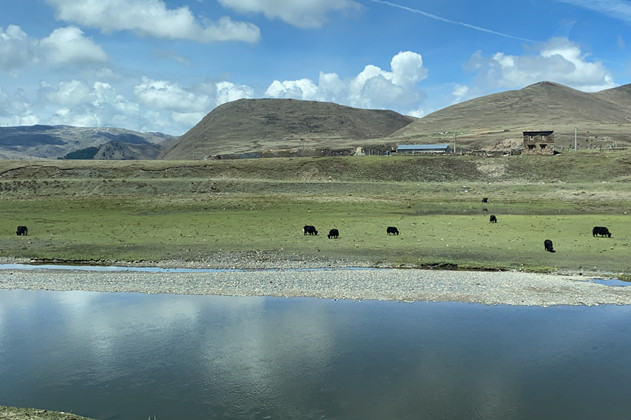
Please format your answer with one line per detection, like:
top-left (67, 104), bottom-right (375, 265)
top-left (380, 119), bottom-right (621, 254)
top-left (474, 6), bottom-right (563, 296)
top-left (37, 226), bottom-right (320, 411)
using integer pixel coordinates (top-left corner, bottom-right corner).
top-left (453, 131), bottom-right (457, 154)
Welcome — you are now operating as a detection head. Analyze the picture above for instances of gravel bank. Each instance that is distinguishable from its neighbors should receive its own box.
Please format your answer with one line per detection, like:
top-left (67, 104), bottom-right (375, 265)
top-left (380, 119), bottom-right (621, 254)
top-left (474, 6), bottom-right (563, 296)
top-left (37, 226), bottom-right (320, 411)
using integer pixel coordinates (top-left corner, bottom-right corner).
top-left (1, 264), bottom-right (630, 306)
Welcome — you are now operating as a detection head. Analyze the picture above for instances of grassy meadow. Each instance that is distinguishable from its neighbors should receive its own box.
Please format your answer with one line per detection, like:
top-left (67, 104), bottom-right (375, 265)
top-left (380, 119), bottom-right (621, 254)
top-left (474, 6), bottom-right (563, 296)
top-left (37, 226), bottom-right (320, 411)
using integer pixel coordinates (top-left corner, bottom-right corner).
top-left (0, 151), bottom-right (630, 275)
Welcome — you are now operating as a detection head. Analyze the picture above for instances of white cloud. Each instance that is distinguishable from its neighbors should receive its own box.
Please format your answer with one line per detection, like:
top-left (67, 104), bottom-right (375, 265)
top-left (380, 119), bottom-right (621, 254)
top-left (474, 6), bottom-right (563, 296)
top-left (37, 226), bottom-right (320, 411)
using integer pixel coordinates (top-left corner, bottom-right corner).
top-left (91, 82), bottom-right (139, 114)
top-left (451, 84), bottom-right (470, 102)
top-left (265, 78), bottom-right (319, 100)
top-left (1, 73), bottom-right (258, 135)
top-left (51, 106), bottom-right (102, 127)
top-left (0, 25), bottom-right (38, 74)
top-left (171, 111), bottom-right (207, 128)
top-left (265, 51), bottom-right (428, 111)
top-left (219, 0), bottom-right (362, 28)
top-left (391, 50), bottom-right (428, 86)
top-left (34, 80), bottom-right (141, 129)
top-left (467, 38), bottom-right (615, 93)
top-left (39, 80), bottom-right (92, 106)
top-left (130, 79), bottom-right (254, 129)
top-left (557, 0), bottom-right (631, 25)
top-left (40, 27), bottom-right (108, 66)
top-left (349, 66), bottom-right (404, 108)
top-left (216, 81), bottom-right (254, 104)
top-left (317, 72), bottom-right (346, 103)
top-left (348, 52), bottom-right (427, 108)
top-left (134, 77), bottom-right (212, 113)
top-left (0, 25), bottom-right (107, 73)
top-left (407, 107), bottom-right (425, 118)
top-left (46, 0), bottom-right (260, 43)
top-left (0, 87), bottom-right (39, 126)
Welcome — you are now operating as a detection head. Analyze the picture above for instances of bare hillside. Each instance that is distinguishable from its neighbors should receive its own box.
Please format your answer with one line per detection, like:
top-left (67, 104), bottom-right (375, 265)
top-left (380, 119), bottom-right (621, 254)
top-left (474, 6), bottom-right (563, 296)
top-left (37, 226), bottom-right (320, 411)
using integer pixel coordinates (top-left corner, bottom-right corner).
top-left (390, 81), bottom-right (631, 151)
top-left (593, 83), bottom-right (631, 109)
top-left (160, 98), bottom-right (416, 160)
top-left (162, 82), bottom-right (631, 159)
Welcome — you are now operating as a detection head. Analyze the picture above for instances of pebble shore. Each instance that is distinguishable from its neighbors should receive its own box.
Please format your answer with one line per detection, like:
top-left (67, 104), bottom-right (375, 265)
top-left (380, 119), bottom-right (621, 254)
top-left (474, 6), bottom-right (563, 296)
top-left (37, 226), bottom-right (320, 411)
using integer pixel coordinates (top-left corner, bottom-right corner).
top-left (0, 256), bottom-right (630, 306)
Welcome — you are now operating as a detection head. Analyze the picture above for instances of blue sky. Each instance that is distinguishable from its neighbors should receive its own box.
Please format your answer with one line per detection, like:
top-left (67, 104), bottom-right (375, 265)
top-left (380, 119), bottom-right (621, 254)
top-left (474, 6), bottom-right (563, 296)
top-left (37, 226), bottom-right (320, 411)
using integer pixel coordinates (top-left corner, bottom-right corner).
top-left (1, 0), bottom-right (629, 135)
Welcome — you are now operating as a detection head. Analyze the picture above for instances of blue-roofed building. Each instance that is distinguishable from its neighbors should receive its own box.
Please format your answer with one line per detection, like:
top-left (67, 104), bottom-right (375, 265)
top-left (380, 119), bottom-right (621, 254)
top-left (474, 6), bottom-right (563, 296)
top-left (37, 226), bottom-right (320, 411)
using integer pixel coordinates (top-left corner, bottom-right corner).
top-left (396, 144), bottom-right (452, 154)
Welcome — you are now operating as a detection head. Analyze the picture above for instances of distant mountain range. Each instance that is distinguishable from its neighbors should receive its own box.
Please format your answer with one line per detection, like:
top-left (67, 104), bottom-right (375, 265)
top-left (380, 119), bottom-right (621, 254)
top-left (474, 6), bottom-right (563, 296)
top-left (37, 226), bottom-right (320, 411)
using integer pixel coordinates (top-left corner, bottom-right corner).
top-left (3, 81), bottom-right (631, 160)
top-left (0, 125), bottom-right (176, 160)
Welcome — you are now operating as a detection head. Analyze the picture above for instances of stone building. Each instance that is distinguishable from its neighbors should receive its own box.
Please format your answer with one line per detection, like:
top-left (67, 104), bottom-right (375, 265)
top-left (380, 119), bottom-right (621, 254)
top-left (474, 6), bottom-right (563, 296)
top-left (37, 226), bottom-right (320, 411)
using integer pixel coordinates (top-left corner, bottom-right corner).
top-left (523, 131), bottom-right (554, 155)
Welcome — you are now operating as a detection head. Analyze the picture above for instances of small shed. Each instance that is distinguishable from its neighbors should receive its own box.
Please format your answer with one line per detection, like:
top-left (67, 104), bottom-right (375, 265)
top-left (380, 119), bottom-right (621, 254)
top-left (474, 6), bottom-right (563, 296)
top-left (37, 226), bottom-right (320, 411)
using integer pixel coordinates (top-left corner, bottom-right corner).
top-left (397, 144), bottom-right (452, 154)
top-left (523, 131), bottom-right (554, 155)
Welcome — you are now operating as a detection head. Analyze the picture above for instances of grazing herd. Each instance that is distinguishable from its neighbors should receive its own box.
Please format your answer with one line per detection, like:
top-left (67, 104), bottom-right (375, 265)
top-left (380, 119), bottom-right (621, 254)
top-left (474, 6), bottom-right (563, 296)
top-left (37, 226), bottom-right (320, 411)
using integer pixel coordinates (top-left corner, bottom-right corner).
top-left (478, 198), bottom-right (613, 253)
top-left (303, 219), bottom-right (610, 253)
top-left (10, 197), bottom-right (616, 259)
top-left (301, 197), bottom-right (615, 255)
top-left (303, 224), bottom-right (400, 240)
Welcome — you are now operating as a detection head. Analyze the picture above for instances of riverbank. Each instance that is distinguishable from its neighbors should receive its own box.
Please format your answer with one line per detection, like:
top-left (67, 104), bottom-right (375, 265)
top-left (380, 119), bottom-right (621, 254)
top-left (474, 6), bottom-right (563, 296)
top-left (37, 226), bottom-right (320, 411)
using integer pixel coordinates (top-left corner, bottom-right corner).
top-left (0, 406), bottom-right (94, 420)
top-left (0, 257), bottom-right (630, 306)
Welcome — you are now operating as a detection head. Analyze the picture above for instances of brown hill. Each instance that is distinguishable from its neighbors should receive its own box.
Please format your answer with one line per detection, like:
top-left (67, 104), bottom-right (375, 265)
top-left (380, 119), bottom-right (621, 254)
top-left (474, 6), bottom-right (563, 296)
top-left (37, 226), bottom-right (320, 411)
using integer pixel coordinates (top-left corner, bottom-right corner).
top-left (161, 82), bottom-right (631, 160)
top-left (390, 81), bottom-right (631, 151)
top-left (160, 98), bottom-right (416, 159)
top-left (592, 83), bottom-right (631, 109)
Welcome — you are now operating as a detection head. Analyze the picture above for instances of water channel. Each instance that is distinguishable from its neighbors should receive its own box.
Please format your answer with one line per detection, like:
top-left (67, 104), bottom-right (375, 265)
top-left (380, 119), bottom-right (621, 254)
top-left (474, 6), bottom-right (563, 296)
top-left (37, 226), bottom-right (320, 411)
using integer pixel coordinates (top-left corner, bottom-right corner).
top-left (1, 288), bottom-right (631, 419)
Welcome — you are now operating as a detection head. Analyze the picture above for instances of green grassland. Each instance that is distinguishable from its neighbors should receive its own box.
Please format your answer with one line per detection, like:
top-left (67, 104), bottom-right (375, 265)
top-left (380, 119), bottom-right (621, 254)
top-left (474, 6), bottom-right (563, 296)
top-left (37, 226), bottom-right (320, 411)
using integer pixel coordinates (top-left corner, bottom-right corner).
top-left (0, 151), bottom-right (630, 275)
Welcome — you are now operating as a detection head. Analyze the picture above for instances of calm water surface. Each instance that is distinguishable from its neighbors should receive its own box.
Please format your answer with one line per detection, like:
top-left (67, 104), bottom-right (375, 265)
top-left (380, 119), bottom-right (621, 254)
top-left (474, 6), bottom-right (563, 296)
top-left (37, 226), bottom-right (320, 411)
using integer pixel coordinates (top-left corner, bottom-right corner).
top-left (1, 288), bottom-right (631, 419)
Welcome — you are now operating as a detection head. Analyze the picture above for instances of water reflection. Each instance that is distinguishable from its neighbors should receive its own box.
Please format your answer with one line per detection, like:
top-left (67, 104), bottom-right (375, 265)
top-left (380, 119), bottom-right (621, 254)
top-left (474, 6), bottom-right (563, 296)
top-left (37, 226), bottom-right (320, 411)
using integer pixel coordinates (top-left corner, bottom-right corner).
top-left (0, 263), bottom-right (241, 273)
top-left (0, 263), bottom-right (376, 273)
top-left (593, 277), bottom-right (631, 287)
top-left (1, 290), bottom-right (631, 419)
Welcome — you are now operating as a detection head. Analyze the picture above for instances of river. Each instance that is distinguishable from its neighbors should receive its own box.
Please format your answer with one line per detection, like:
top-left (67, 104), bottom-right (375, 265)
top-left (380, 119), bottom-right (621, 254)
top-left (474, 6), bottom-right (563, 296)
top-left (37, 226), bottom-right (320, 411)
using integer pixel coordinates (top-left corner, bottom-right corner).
top-left (2, 289), bottom-right (631, 419)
